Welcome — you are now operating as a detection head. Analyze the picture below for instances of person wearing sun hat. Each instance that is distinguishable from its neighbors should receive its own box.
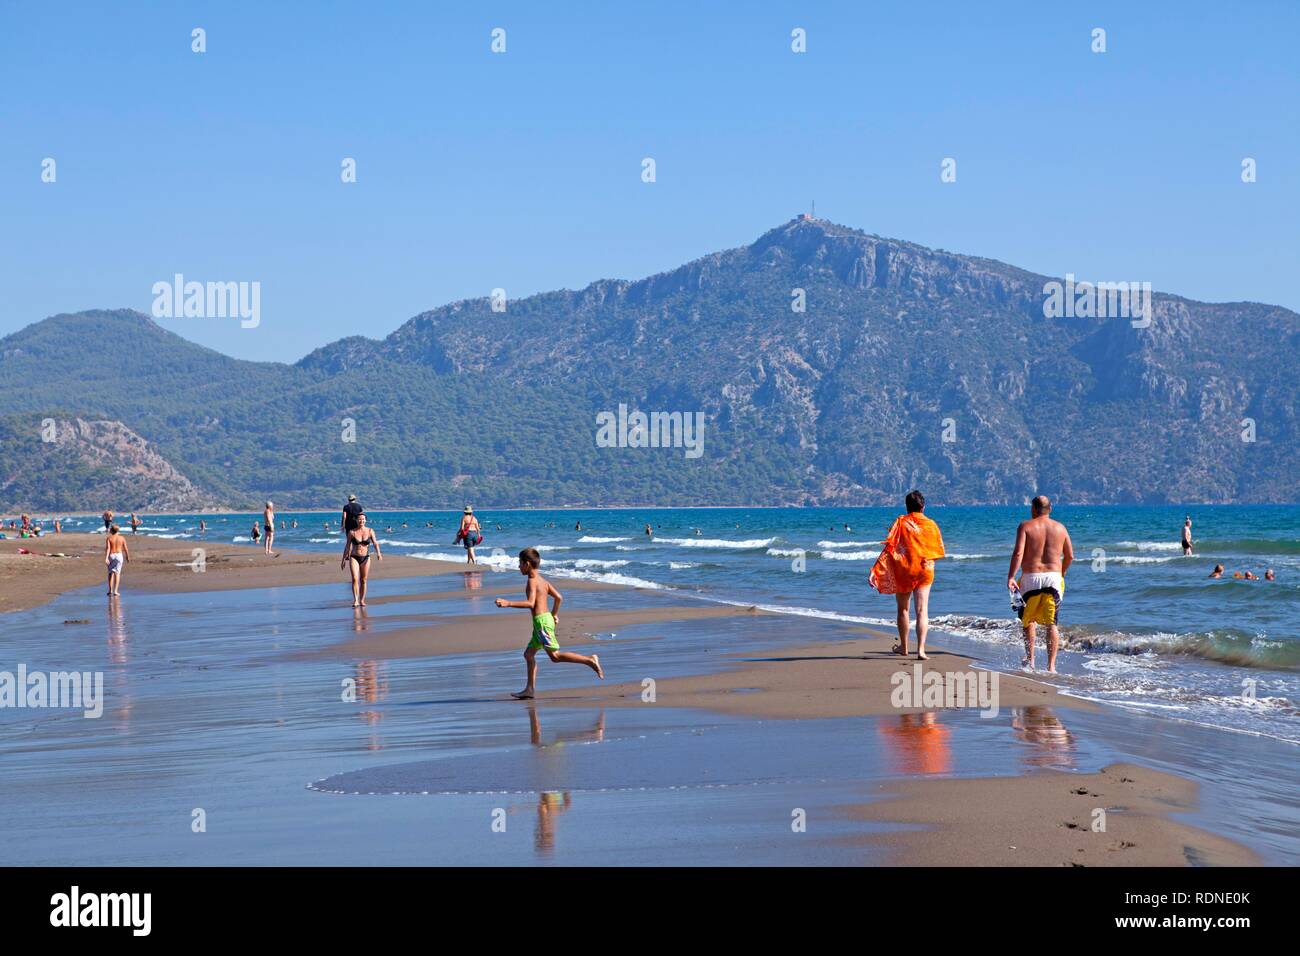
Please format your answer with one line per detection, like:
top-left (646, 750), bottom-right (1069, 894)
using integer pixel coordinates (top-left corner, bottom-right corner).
top-left (457, 505), bottom-right (483, 564)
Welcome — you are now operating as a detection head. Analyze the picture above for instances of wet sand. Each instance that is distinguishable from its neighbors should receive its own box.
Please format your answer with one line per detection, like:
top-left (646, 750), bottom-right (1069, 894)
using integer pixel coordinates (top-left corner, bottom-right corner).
top-left (559, 632), bottom-right (1094, 719)
top-left (2, 532), bottom-right (478, 612)
top-left (0, 533), bottom-right (1264, 866)
top-left (843, 762), bottom-right (1258, 866)
top-left (301, 604), bottom-right (770, 660)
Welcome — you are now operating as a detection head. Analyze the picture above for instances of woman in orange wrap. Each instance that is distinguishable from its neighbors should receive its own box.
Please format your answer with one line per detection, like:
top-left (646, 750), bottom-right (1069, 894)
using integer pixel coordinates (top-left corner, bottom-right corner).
top-left (869, 489), bottom-right (945, 659)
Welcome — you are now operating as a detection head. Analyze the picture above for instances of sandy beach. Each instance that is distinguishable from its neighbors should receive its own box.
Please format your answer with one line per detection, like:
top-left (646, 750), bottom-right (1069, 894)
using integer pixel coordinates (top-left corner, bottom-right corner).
top-left (1, 530), bottom-right (1276, 867)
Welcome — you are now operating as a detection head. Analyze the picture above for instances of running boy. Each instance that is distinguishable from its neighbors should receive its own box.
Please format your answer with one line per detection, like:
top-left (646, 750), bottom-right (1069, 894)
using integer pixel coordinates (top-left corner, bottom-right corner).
top-left (496, 547), bottom-right (603, 699)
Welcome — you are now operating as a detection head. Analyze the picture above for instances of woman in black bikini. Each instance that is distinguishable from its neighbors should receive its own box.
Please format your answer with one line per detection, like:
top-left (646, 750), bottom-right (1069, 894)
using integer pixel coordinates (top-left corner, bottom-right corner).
top-left (341, 513), bottom-right (382, 607)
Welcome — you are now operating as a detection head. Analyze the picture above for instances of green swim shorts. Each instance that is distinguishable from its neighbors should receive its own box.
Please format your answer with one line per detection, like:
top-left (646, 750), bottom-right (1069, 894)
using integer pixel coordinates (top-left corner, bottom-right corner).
top-left (528, 612), bottom-right (560, 651)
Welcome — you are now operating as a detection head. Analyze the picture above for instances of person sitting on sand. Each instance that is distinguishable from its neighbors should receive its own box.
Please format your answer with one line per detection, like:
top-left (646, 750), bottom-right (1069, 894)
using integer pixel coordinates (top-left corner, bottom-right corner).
top-left (1209, 564), bottom-right (1225, 578)
top-left (263, 501), bottom-right (275, 554)
top-left (496, 548), bottom-right (603, 699)
top-left (458, 506), bottom-right (482, 564)
top-left (870, 490), bottom-right (946, 661)
top-left (1181, 516), bottom-right (1193, 556)
top-left (1006, 495), bottom-right (1074, 674)
top-left (104, 524), bottom-right (129, 596)
top-left (341, 513), bottom-right (382, 607)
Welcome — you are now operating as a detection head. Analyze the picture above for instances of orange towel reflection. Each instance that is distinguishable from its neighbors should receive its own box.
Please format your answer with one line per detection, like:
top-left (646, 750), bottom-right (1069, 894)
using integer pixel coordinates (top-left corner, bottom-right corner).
top-left (878, 712), bottom-right (952, 775)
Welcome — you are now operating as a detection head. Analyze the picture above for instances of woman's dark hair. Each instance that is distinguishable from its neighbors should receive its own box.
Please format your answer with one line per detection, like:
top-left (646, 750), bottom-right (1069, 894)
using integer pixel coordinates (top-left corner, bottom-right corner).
top-left (904, 490), bottom-right (925, 513)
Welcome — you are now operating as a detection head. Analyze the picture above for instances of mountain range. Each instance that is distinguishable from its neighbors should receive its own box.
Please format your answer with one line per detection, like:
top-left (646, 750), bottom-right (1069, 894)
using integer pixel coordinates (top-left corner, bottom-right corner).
top-left (2, 216), bottom-right (1296, 511)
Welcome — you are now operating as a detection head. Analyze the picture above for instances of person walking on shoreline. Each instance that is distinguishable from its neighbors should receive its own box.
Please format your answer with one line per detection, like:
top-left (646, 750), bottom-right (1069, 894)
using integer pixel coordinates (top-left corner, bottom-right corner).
top-left (870, 490), bottom-right (946, 660)
top-left (1007, 495), bottom-right (1074, 673)
top-left (342, 494), bottom-right (363, 535)
top-left (342, 513), bottom-right (382, 607)
top-left (458, 506), bottom-right (482, 564)
top-left (104, 524), bottom-right (129, 596)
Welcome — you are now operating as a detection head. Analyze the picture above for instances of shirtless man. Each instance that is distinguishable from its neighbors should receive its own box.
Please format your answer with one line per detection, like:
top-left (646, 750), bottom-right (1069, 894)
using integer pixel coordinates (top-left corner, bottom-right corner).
top-left (104, 524), bottom-right (130, 596)
top-left (262, 501), bottom-right (275, 554)
top-left (1181, 516), bottom-right (1193, 556)
top-left (1007, 496), bottom-right (1073, 673)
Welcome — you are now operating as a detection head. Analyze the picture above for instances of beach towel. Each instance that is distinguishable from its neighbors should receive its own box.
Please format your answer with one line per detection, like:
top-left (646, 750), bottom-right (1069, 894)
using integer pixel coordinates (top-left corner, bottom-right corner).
top-left (869, 513), bottom-right (945, 594)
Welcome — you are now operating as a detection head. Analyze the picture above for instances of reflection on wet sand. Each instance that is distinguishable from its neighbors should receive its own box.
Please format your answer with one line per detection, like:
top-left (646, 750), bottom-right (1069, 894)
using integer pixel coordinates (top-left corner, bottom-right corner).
top-left (352, 606), bottom-right (370, 632)
top-left (463, 572), bottom-right (483, 590)
top-left (354, 659), bottom-right (388, 751)
top-left (106, 597), bottom-right (132, 728)
top-left (535, 791), bottom-right (571, 854)
top-left (878, 712), bottom-right (952, 776)
top-left (106, 597), bottom-right (128, 665)
top-left (525, 707), bottom-right (606, 855)
top-left (1010, 706), bottom-right (1076, 770)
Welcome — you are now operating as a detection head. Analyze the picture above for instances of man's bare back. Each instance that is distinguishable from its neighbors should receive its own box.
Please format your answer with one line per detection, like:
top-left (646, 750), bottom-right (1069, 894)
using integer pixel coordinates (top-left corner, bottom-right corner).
top-left (1017, 515), bottom-right (1072, 574)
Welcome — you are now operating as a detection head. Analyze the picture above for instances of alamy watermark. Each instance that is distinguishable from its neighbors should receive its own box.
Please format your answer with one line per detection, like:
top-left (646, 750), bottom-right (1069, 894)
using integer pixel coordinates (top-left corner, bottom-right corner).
top-left (1, 664), bottom-right (103, 718)
top-left (152, 274), bottom-right (260, 328)
top-left (890, 663), bottom-right (1000, 718)
top-left (595, 404), bottom-right (705, 459)
top-left (1042, 274), bottom-right (1151, 328)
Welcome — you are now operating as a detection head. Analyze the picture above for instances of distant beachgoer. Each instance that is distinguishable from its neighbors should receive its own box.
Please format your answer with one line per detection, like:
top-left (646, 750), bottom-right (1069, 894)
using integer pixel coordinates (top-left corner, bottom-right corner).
top-left (102, 510), bottom-right (113, 532)
top-left (1006, 496), bottom-right (1074, 674)
top-left (291, 519), bottom-right (298, 529)
top-left (694, 528), bottom-right (702, 536)
top-left (199, 519), bottom-right (206, 533)
top-left (1181, 517), bottom-right (1193, 556)
top-left (1243, 571), bottom-right (1258, 580)
top-left (342, 513), bottom-right (382, 607)
top-left (104, 524), bottom-right (129, 596)
top-left (53, 518), bottom-right (61, 534)
top-left (251, 522), bottom-right (261, 544)
top-left (263, 502), bottom-right (275, 554)
top-left (869, 490), bottom-right (946, 661)
top-left (458, 507), bottom-right (482, 564)
top-left (1265, 568), bottom-right (1276, 581)
top-left (130, 513), bottom-right (141, 535)
top-left (496, 547), bottom-right (603, 699)
top-left (342, 494), bottom-right (363, 533)
top-left (20, 514), bottom-right (32, 533)
top-left (575, 521), bottom-right (582, 531)
top-left (1209, 564), bottom-right (1225, 578)
top-left (644, 523), bottom-right (653, 538)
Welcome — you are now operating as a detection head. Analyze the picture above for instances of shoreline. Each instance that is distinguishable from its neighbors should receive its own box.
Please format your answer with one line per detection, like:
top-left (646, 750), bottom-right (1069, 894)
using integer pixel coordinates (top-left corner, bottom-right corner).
top-left (0, 532), bottom-right (1269, 866)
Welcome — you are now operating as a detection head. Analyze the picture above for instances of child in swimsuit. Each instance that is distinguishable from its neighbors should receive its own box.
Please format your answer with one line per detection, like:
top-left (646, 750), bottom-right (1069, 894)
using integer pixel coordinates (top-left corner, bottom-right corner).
top-left (496, 547), bottom-right (604, 699)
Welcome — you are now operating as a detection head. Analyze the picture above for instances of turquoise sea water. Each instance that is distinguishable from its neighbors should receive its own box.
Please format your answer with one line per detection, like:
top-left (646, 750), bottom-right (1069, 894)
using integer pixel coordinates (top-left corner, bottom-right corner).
top-left (53, 504), bottom-right (1300, 743)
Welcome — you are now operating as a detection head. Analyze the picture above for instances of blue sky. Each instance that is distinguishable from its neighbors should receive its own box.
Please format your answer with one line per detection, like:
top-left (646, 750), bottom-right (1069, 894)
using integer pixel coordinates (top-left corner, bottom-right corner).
top-left (2, 0), bottom-right (1296, 361)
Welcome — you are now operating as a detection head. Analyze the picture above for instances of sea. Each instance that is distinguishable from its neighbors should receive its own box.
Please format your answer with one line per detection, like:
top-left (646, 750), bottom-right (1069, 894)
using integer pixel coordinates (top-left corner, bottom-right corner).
top-left (53, 504), bottom-right (1300, 744)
